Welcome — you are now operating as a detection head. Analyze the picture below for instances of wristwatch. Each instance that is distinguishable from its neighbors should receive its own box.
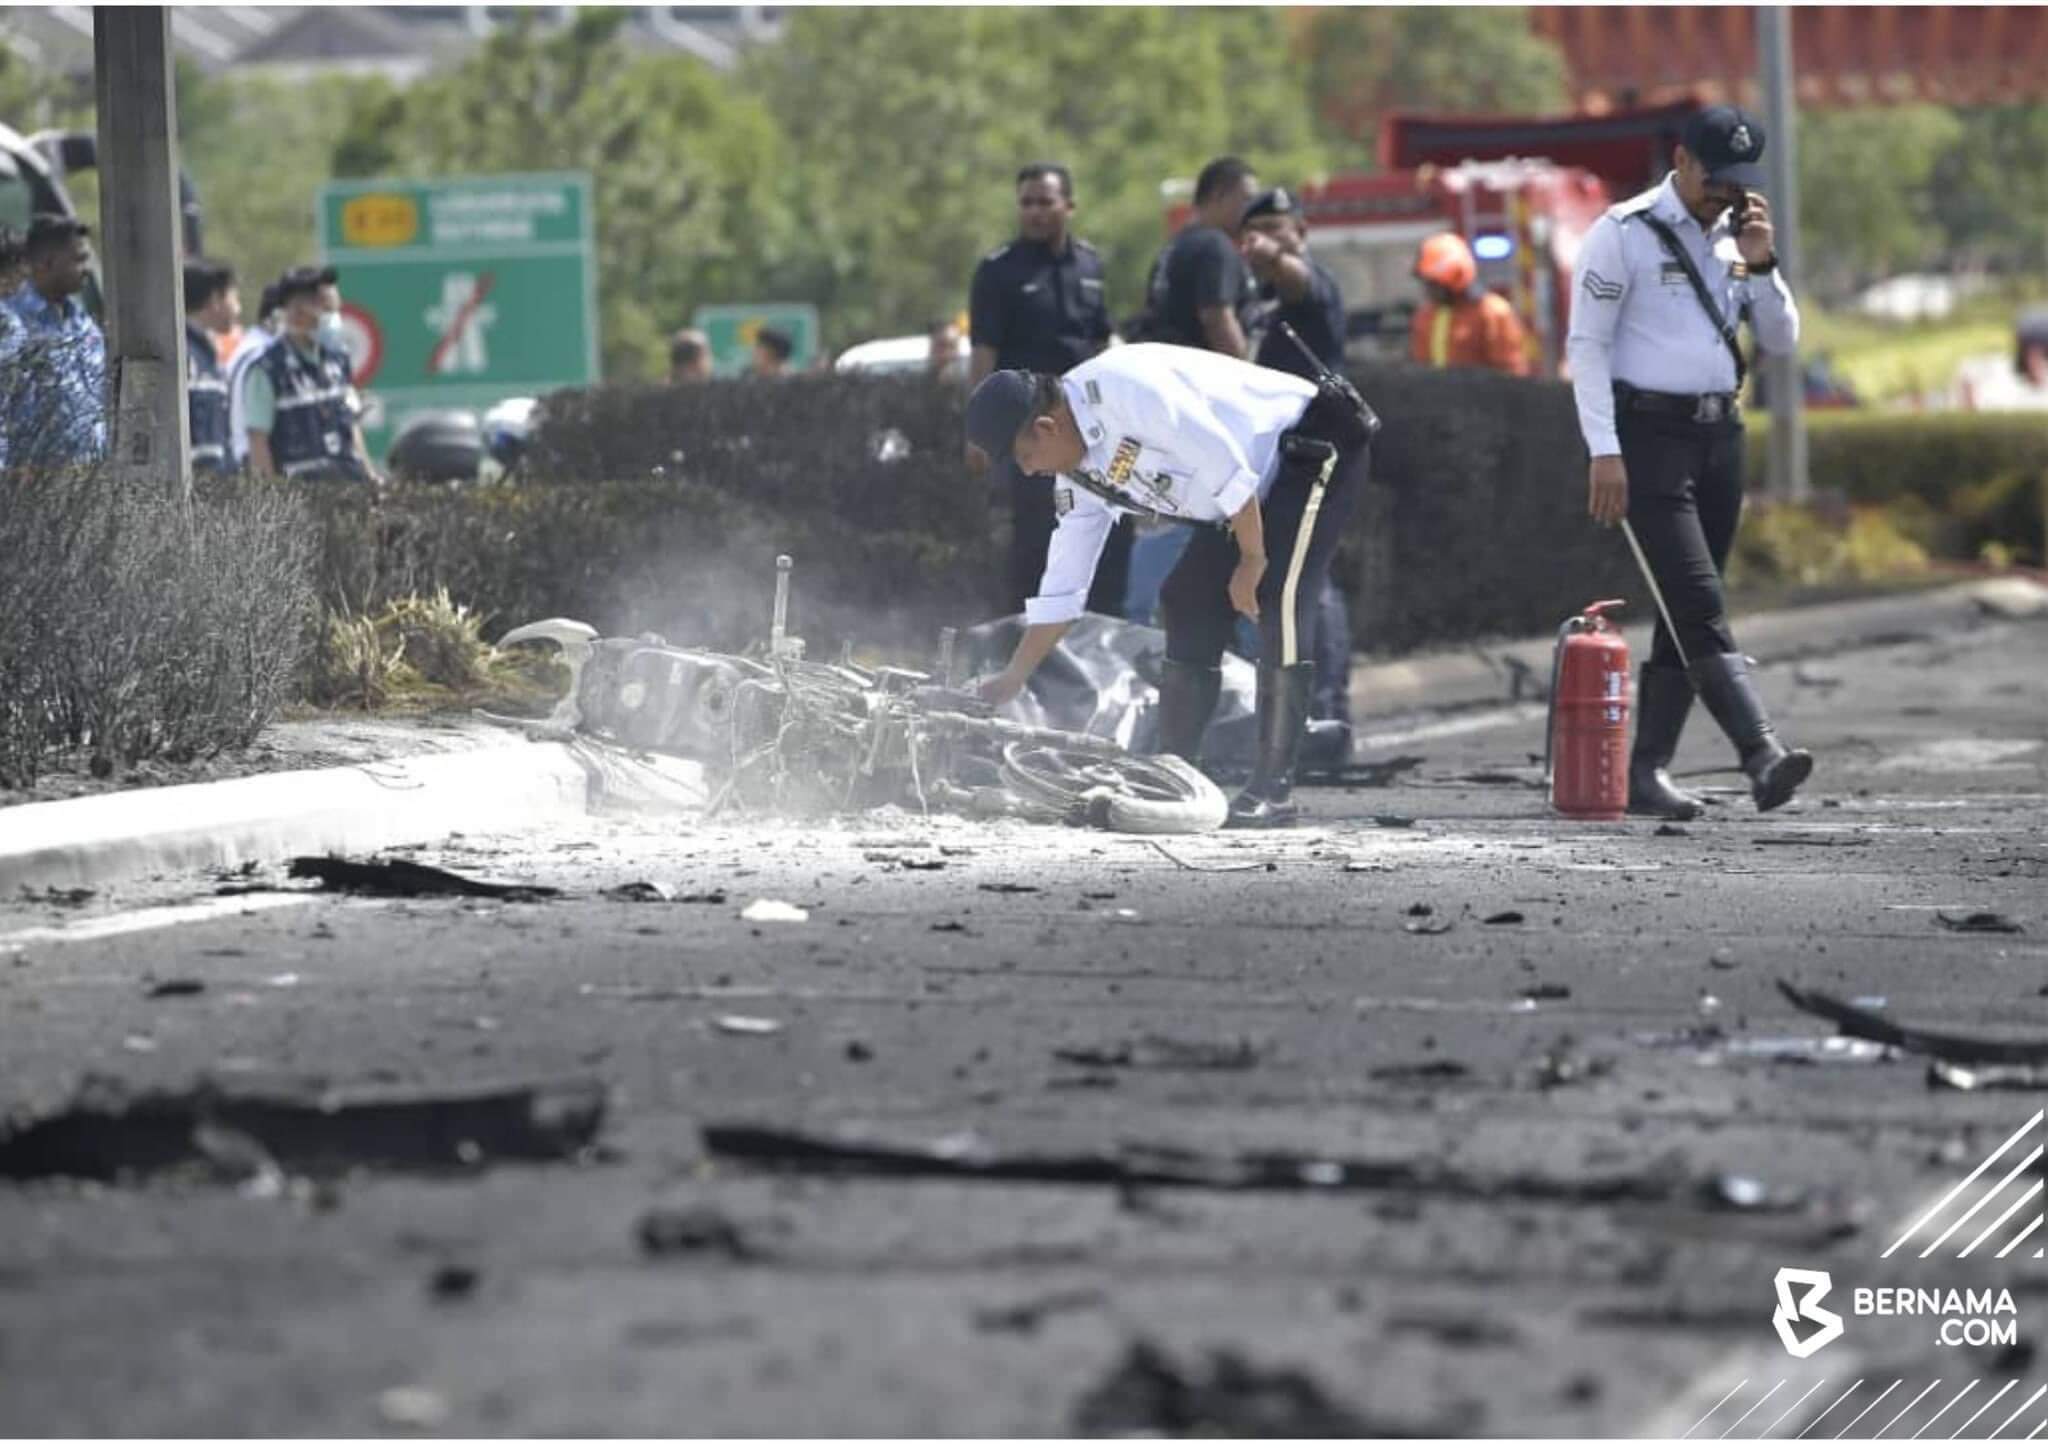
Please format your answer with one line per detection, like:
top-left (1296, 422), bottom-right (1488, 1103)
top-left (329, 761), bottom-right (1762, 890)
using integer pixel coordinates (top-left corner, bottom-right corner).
top-left (1749, 254), bottom-right (1778, 276)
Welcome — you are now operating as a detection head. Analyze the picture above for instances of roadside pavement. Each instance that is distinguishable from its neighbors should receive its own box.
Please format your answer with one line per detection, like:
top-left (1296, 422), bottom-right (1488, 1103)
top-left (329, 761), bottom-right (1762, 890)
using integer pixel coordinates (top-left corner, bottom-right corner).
top-left (0, 589), bottom-right (2043, 1436)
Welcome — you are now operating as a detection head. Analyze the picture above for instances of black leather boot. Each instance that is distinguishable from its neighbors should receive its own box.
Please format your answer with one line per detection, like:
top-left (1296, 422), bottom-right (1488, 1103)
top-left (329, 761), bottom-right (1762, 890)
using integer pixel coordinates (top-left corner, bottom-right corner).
top-left (1627, 664), bottom-right (1708, 820)
top-left (1688, 651), bottom-right (1814, 812)
top-left (1227, 662), bottom-right (1314, 828)
top-left (1153, 660), bottom-right (1221, 764)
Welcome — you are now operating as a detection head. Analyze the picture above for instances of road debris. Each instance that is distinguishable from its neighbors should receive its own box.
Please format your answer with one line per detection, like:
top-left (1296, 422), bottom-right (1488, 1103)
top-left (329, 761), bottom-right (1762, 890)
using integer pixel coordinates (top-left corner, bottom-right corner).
top-left (1654, 823), bottom-right (1690, 838)
top-left (701, 1123), bottom-right (1689, 1203)
top-left (1482, 910), bottom-right (1525, 926)
top-left (1928, 1060), bottom-right (2048, 1091)
top-left (739, 899), bottom-right (809, 924)
top-left (977, 882), bottom-right (1041, 894)
top-left (636, 1204), bottom-right (760, 1261)
top-left (1937, 910), bottom-right (2024, 934)
top-left (143, 978), bottom-right (206, 998)
top-left (1522, 983), bottom-right (1572, 1001)
top-left (1708, 949), bottom-right (1738, 970)
top-left (1072, 1338), bottom-right (1474, 1436)
top-left (289, 856), bottom-right (560, 900)
top-left (1385, 1309), bottom-right (1520, 1347)
top-left (0, 1075), bottom-right (607, 1181)
top-left (1373, 813), bottom-right (1417, 829)
top-left (427, 1264), bottom-right (480, 1300)
top-left (604, 881), bottom-right (673, 903)
top-left (1702, 1172), bottom-right (1808, 1213)
top-left (1367, 1060), bottom-right (1470, 1083)
top-left (1148, 840), bottom-right (1265, 873)
top-left (25, 885), bottom-right (96, 907)
top-left (971, 1286), bottom-right (1105, 1335)
top-left (675, 889), bottom-right (729, 905)
top-left (377, 1385), bottom-right (450, 1429)
top-left (714, 1015), bottom-right (784, 1036)
top-left (1778, 980), bottom-right (2048, 1064)
top-left (1053, 1034), bottom-right (1262, 1072)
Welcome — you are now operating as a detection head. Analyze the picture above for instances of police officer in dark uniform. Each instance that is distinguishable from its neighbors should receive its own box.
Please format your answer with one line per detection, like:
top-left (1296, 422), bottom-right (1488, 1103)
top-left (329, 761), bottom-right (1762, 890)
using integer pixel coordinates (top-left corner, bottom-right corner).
top-left (969, 163), bottom-right (1130, 617)
top-left (1239, 186), bottom-right (1355, 727)
top-left (1140, 156), bottom-right (1260, 357)
top-left (182, 257), bottom-right (237, 474)
top-left (1567, 105), bottom-right (1812, 816)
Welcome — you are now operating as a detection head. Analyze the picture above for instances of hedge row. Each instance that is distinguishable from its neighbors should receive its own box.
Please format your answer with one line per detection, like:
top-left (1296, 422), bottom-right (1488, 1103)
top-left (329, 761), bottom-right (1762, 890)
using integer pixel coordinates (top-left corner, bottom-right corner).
top-left (312, 369), bottom-right (2043, 667)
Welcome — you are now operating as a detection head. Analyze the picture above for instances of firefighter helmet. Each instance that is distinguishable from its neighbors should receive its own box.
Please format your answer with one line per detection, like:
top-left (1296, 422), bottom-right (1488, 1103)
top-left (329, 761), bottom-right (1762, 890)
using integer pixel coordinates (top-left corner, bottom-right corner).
top-left (1415, 232), bottom-right (1477, 294)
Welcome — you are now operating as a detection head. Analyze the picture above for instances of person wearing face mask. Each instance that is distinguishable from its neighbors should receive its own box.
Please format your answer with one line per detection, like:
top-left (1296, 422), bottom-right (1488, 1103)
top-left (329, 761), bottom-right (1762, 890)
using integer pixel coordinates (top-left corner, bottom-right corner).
top-left (1567, 104), bottom-right (1811, 819)
top-left (242, 265), bottom-right (376, 483)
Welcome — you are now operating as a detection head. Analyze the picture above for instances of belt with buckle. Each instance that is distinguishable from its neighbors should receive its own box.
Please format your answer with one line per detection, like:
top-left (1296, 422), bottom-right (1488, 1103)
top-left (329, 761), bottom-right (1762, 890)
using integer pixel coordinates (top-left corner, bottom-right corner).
top-left (1615, 382), bottom-right (1740, 424)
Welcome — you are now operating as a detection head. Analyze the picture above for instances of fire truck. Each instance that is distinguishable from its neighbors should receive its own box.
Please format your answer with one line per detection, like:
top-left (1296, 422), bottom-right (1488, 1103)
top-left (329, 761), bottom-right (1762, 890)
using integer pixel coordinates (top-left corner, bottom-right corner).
top-left (1166, 101), bottom-right (1706, 377)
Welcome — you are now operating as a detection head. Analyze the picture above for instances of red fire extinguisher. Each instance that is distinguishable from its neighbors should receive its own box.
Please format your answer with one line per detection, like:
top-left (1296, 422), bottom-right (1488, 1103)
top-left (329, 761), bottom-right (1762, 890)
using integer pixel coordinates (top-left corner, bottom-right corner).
top-left (1546, 599), bottom-right (1630, 821)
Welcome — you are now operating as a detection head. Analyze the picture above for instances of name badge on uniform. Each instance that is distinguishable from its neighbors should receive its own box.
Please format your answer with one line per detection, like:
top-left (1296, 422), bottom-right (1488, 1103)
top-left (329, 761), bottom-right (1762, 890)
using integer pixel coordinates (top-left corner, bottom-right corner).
top-left (1054, 486), bottom-right (1074, 517)
top-left (1659, 261), bottom-right (1691, 288)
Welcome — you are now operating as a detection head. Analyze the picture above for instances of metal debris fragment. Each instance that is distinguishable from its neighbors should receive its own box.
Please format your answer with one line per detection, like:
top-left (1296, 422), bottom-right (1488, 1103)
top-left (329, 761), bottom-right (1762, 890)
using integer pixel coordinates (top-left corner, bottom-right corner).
top-left (289, 856), bottom-right (559, 900)
top-left (1482, 910), bottom-right (1525, 926)
top-left (714, 1015), bottom-right (784, 1036)
top-left (972, 1287), bottom-right (1106, 1335)
top-left (1053, 1034), bottom-right (1262, 1072)
top-left (1778, 980), bottom-right (2048, 1064)
top-left (0, 1075), bottom-right (607, 1181)
top-left (739, 899), bottom-right (809, 924)
top-left (604, 881), bottom-right (673, 903)
top-left (1148, 840), bottom-right (1265, 873)
top-left (143, 978), bottom-right (206, 998)
top-left (1937, 910), bottom-right (2024, 935)
top-left (636, 1204), bottom-right (760, 1260)
top-left (1928, 1060), bottom-right (2048, 1091)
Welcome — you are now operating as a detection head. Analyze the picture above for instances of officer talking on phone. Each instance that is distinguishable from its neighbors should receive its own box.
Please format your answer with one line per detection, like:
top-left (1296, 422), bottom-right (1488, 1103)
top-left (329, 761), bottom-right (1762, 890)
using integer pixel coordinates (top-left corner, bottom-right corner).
top-left (1566, 104), bottom-right (1814, 818)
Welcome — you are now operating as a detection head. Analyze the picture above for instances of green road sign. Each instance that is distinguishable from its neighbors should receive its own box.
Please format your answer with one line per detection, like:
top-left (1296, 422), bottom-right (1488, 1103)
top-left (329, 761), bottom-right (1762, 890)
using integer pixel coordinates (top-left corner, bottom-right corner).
top-left (319, 172), bottom-right (599, 462)
top-left (692, 303), bottom-right (821, 376)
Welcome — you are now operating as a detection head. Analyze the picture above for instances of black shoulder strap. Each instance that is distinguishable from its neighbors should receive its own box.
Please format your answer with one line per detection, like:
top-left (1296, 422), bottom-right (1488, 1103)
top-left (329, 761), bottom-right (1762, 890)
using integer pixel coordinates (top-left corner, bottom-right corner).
top-left (1636, 211), bottom-right (1747, 389)
top-left (1067, 466), bottom-right (1180, 528)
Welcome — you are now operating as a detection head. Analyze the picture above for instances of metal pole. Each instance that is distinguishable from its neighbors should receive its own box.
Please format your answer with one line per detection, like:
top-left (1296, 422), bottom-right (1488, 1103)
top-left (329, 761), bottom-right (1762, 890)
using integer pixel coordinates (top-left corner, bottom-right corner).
top-left (1757, 5), bottom-right (1808, 503)
top-left (93, 7), bottom-right (190, 492)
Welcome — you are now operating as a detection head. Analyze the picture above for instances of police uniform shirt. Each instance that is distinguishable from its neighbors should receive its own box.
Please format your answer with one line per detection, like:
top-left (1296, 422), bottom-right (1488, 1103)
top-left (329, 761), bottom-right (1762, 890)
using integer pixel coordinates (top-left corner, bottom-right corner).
top-left (969, 237), bottom-right (1110, 375)
top-left (1027, 343), bottom-right (1315, 626)
top-left (1146, 225), bottom-right (1256, 348)
top-left (1252, 254), bottom-right (1346, 379)
top-left (1566, 173), bottom-right (1800, 456)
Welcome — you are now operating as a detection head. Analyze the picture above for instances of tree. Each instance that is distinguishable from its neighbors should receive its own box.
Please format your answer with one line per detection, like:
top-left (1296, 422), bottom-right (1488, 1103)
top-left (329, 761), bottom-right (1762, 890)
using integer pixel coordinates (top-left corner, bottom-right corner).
top-left (1297, 7), bottom-right (1570, 155)
top-left (1794, 105), bottom-right (1964, 298)
top-left (1930, 106), bottom-right (2048, 279)
top-left (745, 6), bottom-right (1332, 347)
top-left (330, 9), bottom-right (797, 379)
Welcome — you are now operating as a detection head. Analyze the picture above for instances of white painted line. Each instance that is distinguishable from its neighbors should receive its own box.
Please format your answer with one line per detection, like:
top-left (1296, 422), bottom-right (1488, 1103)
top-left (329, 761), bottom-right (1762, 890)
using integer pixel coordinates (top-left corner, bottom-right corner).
top-left (1885, 1113), bottom-right (2043, 1258)
top-left (1960, 1181), bottom-right (2042, 1258)
top-left (1953, 1380), bottom-right (2016, 1438)
top-left (1725, 1382), bottom-right (1787, 1439)
top-left (2028, 1419), bottom-right (2045, 1439)
top-left (1686, 1379), bottom-right (1751, 1439)
top-left (0, 892), bottom-right (317, 946)
top-left (1798, 1379), bottom-right (1861, 1439)
top-left (1992, 1385), bottom-right (2046, 1439)
top-left (1922, 1147), bottom-right (2043, 1257)
top-left (1837, 1380), bottom-right (1901, 1438)
top-left (1763, 1380), bottom-right (1827, 1438)
top-left (1353, 702), bottom-right (1546, 752)
top-left (1913, 1380), bottom-right (1978, 1438)
top-left (1879, 1383), bottom-right (1942, 1438)
top-left (1997, 1214), bottom-right (2043, 1260)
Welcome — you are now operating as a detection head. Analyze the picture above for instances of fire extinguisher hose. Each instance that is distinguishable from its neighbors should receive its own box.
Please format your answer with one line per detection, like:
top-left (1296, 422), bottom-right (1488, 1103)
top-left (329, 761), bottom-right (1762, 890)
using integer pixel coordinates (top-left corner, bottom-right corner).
top-left (1619, 519), bottom-right (1690, 672)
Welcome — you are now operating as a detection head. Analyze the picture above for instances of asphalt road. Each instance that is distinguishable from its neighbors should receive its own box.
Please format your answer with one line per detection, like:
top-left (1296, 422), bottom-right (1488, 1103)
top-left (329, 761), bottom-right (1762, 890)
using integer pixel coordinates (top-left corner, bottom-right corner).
top-left (2, 601), bottom-right (2044, 1436)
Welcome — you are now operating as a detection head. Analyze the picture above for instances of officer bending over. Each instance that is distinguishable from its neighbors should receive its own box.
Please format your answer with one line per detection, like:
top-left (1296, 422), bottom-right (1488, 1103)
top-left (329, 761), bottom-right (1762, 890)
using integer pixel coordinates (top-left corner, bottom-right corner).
top-left (1567, 104), bottom-right (1813, 816)
top-left (967, 344), bottom-right (1372, 828)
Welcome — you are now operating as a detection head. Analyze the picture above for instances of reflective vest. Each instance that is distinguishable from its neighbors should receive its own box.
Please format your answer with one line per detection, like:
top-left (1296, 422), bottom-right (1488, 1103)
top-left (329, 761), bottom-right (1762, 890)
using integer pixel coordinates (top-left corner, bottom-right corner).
top-left (255, 333), bottom-right (363, 480)
top-left (184, 321), bottom-right (231, 471)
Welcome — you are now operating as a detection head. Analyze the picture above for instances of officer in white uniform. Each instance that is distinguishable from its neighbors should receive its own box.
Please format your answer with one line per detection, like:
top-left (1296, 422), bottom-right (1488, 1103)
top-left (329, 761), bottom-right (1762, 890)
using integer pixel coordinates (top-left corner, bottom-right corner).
top-left (966, 342), bottom-right (1373, 827)
top-left (1567, 104), bottom-right (1813, 817)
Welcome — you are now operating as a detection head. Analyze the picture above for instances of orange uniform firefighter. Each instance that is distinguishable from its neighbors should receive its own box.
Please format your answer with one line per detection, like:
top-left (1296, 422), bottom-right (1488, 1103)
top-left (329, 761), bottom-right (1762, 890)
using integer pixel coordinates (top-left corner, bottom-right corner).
top-left (1408, 232), bottom-right (1531, 377)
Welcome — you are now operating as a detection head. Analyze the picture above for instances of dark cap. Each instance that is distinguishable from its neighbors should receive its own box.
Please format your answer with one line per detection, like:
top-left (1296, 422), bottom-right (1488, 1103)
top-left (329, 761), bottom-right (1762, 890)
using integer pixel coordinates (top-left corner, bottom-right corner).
top-left (1241, 186), bottom-right (1298, 224)
top-left (1681, 105), bottom-right (1768, 188)
top-left (275, 263), bottom-right (338, 303)
top-left (965, 369), bottom-right (1035, 461)
top-left (24, 212), bottom-right (89, 257)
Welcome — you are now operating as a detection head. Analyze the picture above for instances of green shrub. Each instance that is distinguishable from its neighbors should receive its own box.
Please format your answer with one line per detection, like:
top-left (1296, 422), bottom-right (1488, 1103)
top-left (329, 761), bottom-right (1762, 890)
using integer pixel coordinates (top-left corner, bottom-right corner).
top-left (1728, 500), bottom-right (1932, 589)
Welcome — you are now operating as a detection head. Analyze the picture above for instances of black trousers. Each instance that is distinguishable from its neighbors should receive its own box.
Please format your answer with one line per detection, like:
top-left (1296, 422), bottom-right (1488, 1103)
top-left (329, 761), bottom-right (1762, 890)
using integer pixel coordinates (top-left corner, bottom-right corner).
top-left (1618, 406), bottom-right (1746, 671)
top-left (1159, 436), bottom-right (1367, 671)
top-left (1006, 460), bottom-right (1134, 617)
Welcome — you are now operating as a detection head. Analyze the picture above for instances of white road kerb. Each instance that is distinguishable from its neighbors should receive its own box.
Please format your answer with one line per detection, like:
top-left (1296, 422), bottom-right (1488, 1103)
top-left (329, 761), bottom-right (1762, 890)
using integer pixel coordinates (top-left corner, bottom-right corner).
top-left (0, 740), bottom-right (709, 894)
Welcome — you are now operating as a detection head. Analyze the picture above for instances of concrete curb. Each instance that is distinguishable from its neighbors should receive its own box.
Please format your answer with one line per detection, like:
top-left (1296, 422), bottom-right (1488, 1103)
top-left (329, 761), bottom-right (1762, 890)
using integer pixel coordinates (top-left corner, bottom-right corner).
top-left (1348, 581), bottom-right (2011, 721)
top-left (0, 738), bottom-right (709, 894)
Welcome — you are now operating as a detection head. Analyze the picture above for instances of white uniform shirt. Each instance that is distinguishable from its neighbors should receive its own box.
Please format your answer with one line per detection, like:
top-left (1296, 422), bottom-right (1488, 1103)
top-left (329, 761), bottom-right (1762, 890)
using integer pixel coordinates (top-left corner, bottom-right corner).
top-left (225, 324), bottom-right (275, 464)
top-left (1027, 343), bottom-right (1316, 627)
top-left (1565, 174), bottom-right (1800, 457)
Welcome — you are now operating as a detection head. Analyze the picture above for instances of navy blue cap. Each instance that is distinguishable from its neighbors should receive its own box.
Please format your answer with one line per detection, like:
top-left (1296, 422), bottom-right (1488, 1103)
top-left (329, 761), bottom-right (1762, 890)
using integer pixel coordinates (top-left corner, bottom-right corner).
top-left (1682, 105), bottom-right (1768, 188)
top-left (965, 368), bottom-right (1035, 461)
top-left (1241, 186), bottom-right (1297, 223)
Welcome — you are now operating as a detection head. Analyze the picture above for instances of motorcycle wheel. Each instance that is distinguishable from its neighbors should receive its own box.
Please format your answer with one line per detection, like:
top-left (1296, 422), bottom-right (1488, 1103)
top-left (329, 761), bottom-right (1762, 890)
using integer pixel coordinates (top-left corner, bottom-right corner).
top-left (996, 743), bottom-right (1228, 835)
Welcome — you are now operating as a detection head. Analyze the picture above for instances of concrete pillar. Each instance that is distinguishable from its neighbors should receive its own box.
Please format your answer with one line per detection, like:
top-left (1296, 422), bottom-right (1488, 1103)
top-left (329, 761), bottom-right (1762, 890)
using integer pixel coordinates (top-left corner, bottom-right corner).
top-left (92, 7), bottom-right (190, 490)
top-left (1756, 6), bottom-right (1808, 504)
